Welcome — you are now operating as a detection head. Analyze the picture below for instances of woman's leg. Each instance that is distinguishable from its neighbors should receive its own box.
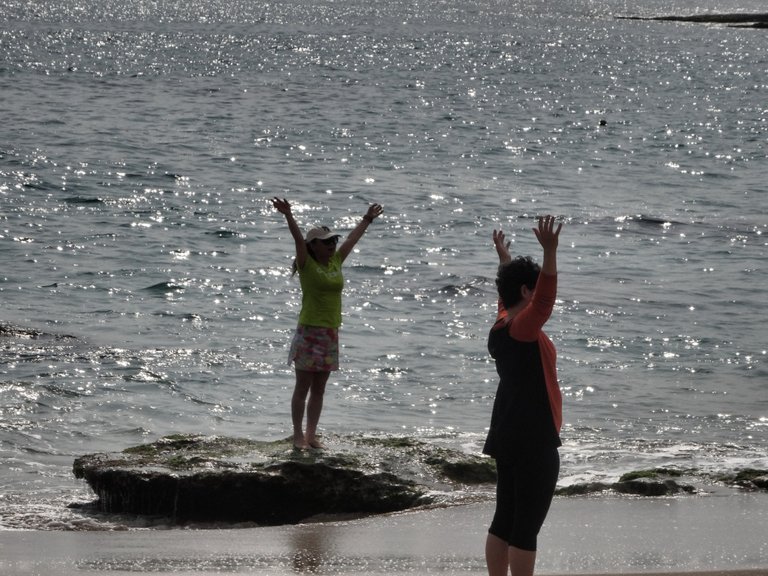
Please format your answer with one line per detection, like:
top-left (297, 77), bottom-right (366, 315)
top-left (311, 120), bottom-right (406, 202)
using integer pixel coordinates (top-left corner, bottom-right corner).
top-left (485, 532), bottom-right (509, 576)
top-left (305, 371), bottom-right (330, 448)
top-left (291, 370), bottom-right (314, 449)
top-left (486, 449), bottom-right (558, 575)
top-left (508, 546), bottom-right (536, 576)
top-left (487, 457), bottom-right (513, 575)
top-left (486, 535), bottom-right (537, 576)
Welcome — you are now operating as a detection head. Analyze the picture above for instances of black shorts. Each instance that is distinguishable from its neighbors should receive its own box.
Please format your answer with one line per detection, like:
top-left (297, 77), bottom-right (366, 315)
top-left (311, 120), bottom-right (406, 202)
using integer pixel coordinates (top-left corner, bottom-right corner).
top-left (488, 446), bottom-right (560, 551)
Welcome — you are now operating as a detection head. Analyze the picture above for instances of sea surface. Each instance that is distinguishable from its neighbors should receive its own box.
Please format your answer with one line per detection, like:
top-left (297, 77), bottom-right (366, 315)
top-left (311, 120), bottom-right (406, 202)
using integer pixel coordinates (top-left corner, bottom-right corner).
top-left (1, 0), bottom-right (766, 531)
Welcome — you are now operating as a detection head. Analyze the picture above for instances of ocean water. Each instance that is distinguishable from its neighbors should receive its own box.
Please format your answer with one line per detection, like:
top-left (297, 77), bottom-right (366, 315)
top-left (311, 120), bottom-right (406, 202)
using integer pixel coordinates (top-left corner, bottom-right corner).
top-left (1, 0), bottom-right (766, 530)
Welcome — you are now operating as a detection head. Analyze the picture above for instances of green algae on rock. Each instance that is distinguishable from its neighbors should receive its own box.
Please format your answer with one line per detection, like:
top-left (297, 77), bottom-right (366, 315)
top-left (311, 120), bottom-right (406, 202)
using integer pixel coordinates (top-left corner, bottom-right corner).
top-left (555, 467), bottom-right (768, 497)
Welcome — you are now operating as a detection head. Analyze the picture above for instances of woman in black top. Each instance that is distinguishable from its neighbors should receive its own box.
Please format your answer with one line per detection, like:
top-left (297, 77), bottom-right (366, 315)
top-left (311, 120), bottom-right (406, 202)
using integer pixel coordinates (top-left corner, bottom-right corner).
top-left (484, 216), bottom-right (563, 576)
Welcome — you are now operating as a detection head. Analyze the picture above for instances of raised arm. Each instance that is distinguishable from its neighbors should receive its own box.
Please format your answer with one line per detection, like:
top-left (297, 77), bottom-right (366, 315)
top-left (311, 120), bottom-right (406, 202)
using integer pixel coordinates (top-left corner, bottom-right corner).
top-left (493, 229), bottom-right (512, 264)
top-left (272, 197), bottom-right (308, 270)
top-left (509, 216), bottom-right (562, 340)
top-left (338, 203), bottom-right (383, 262)
top-left (532, 215), bottom-right (562, 277)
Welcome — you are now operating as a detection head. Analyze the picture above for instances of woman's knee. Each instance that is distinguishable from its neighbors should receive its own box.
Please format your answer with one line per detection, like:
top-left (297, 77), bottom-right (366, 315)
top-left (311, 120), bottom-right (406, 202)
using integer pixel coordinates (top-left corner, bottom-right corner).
top-left (488, 523), bottom-right (538, 552)
top-left (310, 371), bottom-right (330, 393)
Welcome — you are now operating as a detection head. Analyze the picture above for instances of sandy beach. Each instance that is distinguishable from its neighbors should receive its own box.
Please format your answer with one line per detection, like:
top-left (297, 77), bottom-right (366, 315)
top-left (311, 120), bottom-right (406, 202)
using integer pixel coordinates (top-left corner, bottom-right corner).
top-left (1, 493), bottom-right (766, 575)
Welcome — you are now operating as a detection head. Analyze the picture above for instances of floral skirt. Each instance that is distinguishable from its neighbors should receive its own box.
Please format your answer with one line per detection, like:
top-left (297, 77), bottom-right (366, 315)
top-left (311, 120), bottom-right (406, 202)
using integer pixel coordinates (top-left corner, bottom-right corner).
top-left (288, 325), bottom-right (339, 372)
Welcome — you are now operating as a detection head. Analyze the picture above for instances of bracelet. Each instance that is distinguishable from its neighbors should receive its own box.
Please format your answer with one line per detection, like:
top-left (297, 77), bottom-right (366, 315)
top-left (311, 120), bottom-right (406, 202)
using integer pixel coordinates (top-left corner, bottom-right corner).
top-left (363, 215), bottom-right (373, 223)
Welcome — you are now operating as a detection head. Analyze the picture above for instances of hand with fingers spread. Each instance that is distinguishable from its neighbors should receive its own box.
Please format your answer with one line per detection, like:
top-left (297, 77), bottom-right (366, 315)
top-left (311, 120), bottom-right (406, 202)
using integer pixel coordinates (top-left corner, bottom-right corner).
top-left (364, 203), bottom-right (384, 223)
top-left (533, 215), bottom-right (561, 277)
top-left (532, 215), bottom-right (562, 252)
top-left (271, 197), bottom-right (292, 216)
top-left (492, 229), bottom-right (512, 264)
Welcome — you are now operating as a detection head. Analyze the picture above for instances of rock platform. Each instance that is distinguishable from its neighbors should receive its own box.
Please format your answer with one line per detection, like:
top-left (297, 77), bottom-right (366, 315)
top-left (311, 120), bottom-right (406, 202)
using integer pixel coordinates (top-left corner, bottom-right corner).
top-left (72, 434), bottom-right (495, 525)
top-left (73, 434), bottom-right (768, 526)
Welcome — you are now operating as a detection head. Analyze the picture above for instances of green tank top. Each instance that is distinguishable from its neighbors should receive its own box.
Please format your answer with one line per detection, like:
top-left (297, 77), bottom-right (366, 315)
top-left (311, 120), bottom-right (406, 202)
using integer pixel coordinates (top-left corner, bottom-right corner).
top-left (298, 252), bottom-right (344, 328)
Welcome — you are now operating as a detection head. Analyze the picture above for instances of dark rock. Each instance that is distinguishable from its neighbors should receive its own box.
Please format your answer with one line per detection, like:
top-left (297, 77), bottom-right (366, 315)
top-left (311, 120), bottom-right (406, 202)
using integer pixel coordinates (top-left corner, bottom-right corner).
top-left (72, 434), bottom-right (494, 525)
top-left (1, 323), bottom-right (42, 339)
top-left (718, 468), bottom-right (768, 491)
top-left (423, 449), bottom-right (497, 484)
top-left (752, 476), bottom-right (768, 490)
top-left (617, 13), bottom-right (768, 27)
top-left (618, 468), bottom-right (686, 482)
top-left (75, 460), bottom-right (423, 524)
top-left (614, 478), bottom-right (695, 496)
top-left (555, 482), bottom-right (612, 496)
top-left (437, 460), bottom-right (497, 484)
top-left (556, 469), bottom-right (697, 497)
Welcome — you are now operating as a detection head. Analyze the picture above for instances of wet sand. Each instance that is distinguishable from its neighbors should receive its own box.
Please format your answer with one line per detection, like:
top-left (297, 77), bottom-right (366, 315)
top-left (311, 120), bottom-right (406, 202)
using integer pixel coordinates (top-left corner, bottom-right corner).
top-left (1, 493), bottom-right (766, 575)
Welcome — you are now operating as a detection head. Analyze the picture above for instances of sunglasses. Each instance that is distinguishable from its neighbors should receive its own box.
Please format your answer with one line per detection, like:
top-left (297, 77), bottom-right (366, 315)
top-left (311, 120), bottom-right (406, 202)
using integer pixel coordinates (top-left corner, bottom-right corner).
top-left (320, 237), bottom-right (338, 246)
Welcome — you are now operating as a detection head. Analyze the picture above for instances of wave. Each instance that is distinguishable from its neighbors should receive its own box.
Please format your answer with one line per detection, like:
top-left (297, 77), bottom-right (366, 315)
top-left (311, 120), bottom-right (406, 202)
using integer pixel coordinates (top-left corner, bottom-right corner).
top-left (63, 196), bottom-right (104, 205)
top-left (206, 229), bottom-right (245, 239)
top-left (0, 323), bottom-right (77, 341)
top-left (143, 280), bottom-right (189, 292)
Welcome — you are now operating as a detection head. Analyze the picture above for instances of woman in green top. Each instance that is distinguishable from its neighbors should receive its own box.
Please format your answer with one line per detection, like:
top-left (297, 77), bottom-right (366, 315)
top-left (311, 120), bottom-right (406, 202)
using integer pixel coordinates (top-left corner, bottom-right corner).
top-left (272, 197), bottom-right (383, 450)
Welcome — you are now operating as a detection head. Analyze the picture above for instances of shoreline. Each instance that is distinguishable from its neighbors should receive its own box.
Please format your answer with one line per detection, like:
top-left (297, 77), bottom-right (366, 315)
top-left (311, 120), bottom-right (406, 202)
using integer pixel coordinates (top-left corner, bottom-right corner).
top-left (1, 494), bottom-right (766, 575)
top-left (553, 573), bottom-right (768, 576)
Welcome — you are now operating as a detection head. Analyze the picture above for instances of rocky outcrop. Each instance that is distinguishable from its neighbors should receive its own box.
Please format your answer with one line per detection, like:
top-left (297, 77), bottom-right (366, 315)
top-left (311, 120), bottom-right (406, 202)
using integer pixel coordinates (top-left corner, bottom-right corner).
top-left (75, 459), bottom-right (422, 524)
top-left (714, 468), bottom-right (768, 491)
top-left (72, 434), bottom-right (494, 525)
top-left (73, 436), bottom-right (768, 525)
top-left (555, 467), bottom-right (768, 497)
top-left (617, 13), bottom-right (768, 28)
top-left (555, 477), bottom-right (697, 497)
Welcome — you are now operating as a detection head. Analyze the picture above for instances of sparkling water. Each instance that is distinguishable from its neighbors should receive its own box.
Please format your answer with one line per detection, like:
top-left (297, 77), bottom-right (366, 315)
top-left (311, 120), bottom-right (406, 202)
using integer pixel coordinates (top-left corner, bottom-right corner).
top-left (1, 0), bottom-right (766, 529)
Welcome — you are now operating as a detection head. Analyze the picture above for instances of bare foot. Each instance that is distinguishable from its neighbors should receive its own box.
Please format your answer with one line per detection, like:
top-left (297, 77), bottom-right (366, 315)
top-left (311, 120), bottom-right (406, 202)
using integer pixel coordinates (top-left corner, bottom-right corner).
top-left (293, 435), bottom-right (309, 450)
top-left (307, 438), bottom-right (325, 450)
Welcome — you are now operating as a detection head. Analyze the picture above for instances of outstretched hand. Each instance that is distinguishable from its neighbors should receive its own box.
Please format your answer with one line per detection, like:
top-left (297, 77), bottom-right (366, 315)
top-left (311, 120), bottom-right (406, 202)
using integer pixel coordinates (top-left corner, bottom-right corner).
top-left (493, 229), bottom-right (512, 264)
top-left (271, 197), bottom-right (291, 216)
top-left (532, 215), bottom-right (562, 251)
top-left (365, 203), bottom-right (384, 221)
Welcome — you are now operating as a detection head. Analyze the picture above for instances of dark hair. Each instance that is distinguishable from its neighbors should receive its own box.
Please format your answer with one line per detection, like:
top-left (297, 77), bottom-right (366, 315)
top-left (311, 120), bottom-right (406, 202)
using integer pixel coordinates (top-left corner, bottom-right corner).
top-left (496, 256), bottom-right (540, 308)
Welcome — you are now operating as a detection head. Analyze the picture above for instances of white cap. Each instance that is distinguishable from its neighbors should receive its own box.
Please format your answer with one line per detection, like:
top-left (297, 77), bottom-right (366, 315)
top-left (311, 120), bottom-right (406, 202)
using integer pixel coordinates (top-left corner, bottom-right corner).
top-left (305, 226), bottom-right (340, 242)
